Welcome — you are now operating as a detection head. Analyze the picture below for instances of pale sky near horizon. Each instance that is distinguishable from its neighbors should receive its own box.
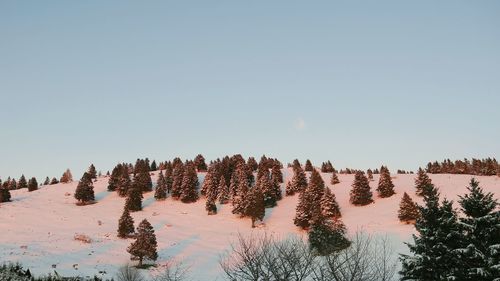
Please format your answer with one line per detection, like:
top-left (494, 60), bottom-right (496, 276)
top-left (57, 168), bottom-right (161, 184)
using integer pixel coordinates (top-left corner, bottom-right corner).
top-left (1, 1), bottom-right (499, 181)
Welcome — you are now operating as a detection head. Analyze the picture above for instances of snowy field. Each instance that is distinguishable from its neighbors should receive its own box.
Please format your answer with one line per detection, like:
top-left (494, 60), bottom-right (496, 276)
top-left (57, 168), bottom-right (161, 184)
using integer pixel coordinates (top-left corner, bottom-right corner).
top-left (1, 169), bottom-right (499, 280)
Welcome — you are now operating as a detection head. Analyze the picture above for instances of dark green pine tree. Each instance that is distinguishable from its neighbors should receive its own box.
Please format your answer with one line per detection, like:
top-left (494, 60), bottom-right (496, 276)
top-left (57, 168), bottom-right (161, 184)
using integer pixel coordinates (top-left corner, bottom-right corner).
top-left (330, 172), bottom-right (340, 185)
top-left (308, 207), bottom-right (350, 256)
top-left (117, 168), bottom-right (132, 197)
top-left (217, 175), bottom-right (229, 204)
top-left (321, 187), bottom-right (341, 219)
top-left (415, 168), bottom-right (433, 196)
top-left (398, 192), bottom-right (420, 224)
top-left (304, 159), bottom-right (313, 172)
top-left (108, 164), bottom-right (123, 191)
top-left (27, 177), bottom-right (38, 192)
top-left (287, 166), bottom-right (308, 196)
top-left (271, 164), bottom-right (283, 183)
top-left (18, 175), bottom-right (28, 189)
top-left (154, 171), bottom-right (167, 200)
top-left (43, 177), bottom-right (50, 186)
top-left (150, 160), bottom-right (157, 171)
top-left (349, 171), bottom-right (373, 206)
top-left (74, 172), bottom-right (95, 205)
top-left (164, 163), bottom-right (173, 194)
top-left (194, 154), bottom-right (208, 172)
top-left (88, 164), bottom-right (97, 179)
top-left (171, 163), bottom-right (185, 199)
top-left (180, 163), bottom-right (199, 203)
top-left (134, 164), bottom-right (153, 193)
top-left (0, 187), bottom-right (11, 202)
top-left (127, 219), bottom-right (158, 267)
top-left (377, 166), bottom-right (395, 198)
top-left (456, 178), bottom-right (500, 280)
top-left (294, 169), bottom-right (325, 229)
top-left (125, 185), bottom-right (143, 212)
top-left (50, 177), bottom-right (59, 185)
top-left (258, 173), bottom-right (277, 208)
top-left (117, 206), bottom-right (135, 238)
top-left (400, 186), bottom-right (463, 280)
top-left (244, 187), bottom-right (265, 228)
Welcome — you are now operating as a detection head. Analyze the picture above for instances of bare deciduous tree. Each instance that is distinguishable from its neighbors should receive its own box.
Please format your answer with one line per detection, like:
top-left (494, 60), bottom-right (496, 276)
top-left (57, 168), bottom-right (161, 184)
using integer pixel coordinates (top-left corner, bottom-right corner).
top-left (116, 264), bottom-right (144, 281)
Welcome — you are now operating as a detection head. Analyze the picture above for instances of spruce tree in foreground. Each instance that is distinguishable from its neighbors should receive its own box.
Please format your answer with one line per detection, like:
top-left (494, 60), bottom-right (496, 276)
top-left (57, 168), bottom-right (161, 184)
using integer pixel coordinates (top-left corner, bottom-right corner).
top-left (377, 166), bottom-right (395, 198)
top-left (74, 173), bottom-right (95, 205)
top-left (27, 177), bottom-right (38, 192)
top-left (154, 171), bottom-right (167, 200)
top-left (125, 186), bottom-right (143, 212)
top-left (330, 172), bottom-right (340, 185)
top-left (415, 168), bottom-right (432, 196)
top-left (456, 178), bottom-right (500, 280)
top-left (308, 206), bottom-right (350, 256)
top-left (398, 192), bottom-right (420, 224)
top-left (400, 185), bottom-right (463, 280)
top-left (349, 171), bottom-right (373, 206)
top-left (117, 206), bottom-right (135, 238)
top-left (127, 219), bottom-right (158, 267)
top-left (245, 187), bottom-right (265, 228)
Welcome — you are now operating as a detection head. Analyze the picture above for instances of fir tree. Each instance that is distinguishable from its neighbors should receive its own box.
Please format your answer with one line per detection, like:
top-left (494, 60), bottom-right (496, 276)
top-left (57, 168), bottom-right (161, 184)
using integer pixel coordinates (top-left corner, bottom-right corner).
top-left (134, 164), bottom-right (153, 193)
top-left (271, 164), bottom-right (283, 183)
top-left (415, 168), bottom-right (432, 196)
top-left (400, 186), bottom-right (463, 280)
top-left (8, 178), bottom-right (17, 190)
top-left (245, 187), bottom-right (265, 228)
top-left (258, 173), bottom-right (277, 208)
top-left (205, 198), bottom-right (217, 215)
top-left (117, 206), bottom-right (135, 238)
top-left (117, 168), bottom-right (132, 197)
top-left (377, 166), bottom-right (395, 198)
top-left (127, 219), bottom-right (158, 267)
top-left (231, 166), bottom-right (250, 216)
top-left (308, 217), bottom-right (350, 256)
top-left (330, 172), bottom-right (340, 185)
top-left (456, 178), bottom-right (500, 280)
top-left (154, 171), bottom-right (167, 200)
top-left (180, 163), bottom-right (199, 203)
top-left (304, 160), bottom-right (313, 172)
top-left (0, 187), bottom-right (11, 203)
top-left (74, 172), bottom-right (95, 204)
top-left (349, 171), bottom-right (373, 206)
top-left (60, 169), bottom-right (73, 183)
top-left (229, 172), bottom-right (239, 201)
top-left (50, 177), bottom-right (58, 185)
top-left (194, 154), bottom-right (208, 172)
top-left (171, 163), bottom-right (184, 199)
top-left (398, 192), bottom-right (420, 223)
top-left (27, 177), bottom-right (38, 192)
top-left (321, 187), bottom-right (341, 219)
top-left (201, 164), bottom-right (219, 196)
top-left (287, 166), bottom-right (308, 196)
top-left (294, 169), bottom-right (325, 229)
top-left (108, 164), bottom-right (123, 191)
top-left (247, 157), bottom-right (258, 172)
top-left (88, 164), bottom-right (97, 179)
top-left (217, 175), bottom-right (230, 204)
top-left (164, 163), bottom-right (173, 194)
top-left (18, 175), bottom-right (28, 189)
top-left (125, 186), bottom-right (143, 212)
top-left (150, 160), bottom-right (157, 171)
top-left (43, 177), bottom-right (50, 186)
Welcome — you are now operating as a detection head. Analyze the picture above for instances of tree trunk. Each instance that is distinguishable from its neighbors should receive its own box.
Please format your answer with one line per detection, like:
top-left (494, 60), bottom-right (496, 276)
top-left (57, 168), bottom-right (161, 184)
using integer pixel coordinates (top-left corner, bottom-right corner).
top-left (251, 218), bottom-right (255, 228)
top-left (138, 257), bottom-right (143, 267)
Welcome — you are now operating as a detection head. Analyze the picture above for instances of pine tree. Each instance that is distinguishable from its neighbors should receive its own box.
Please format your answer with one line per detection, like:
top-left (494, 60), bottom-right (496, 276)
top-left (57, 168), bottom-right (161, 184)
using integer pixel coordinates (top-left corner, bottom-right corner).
top-left (134, 162), bottom-right (153, 193)
top-left (231, 165), bottom-right (250, 216)
top-left (127, 219), bottom-right (158, 267)
top-left (60, 169), bottom-right (73, 183)
top-left (245, 187), bottom-right (265, 228)
top-left (294, 169), bottom-right (325, 229)
top-left (117, 168), bottom-right (132, 197)
top-left (287, 166), bottom-right (308, 196)
top-left (194, 154), bottom-right (208, 172)
top-left (247, 157), bottom-right (258, 172)
top-left (205, 198), bottom-right (217, 215)
top-left (330, 172), bottom-right (340, 185)
top-left (180, 163), bottom-right (199, 203)
top-left (321, 187), bottom-right (341, 219)
top-left (400, 186), bottom-right (463, 280)
top-left (217, 175), bottom-right (229, 204)
top-left (18, 175), bottom-right (28, 189)
top-left (27, 177), bottom-right (38, 192)
top-left (304, 160), bottom-right (313, 172)
top-left (309, 217), bottom-right (351, 256)
top-left (125, 185), bottom-right (143, 212)
top-left (201, 164), bottom-right (219, 196)
top-left (258, 173), bottom-right (277, 208)
top-left (349, 171), bottom-right (373, 206)
top-left (43, 177), bottom-right (50, 186)
top-left (154, 171), bottom-right (167, 200)
top-left (398, 192), bottom-right (420, 224)
top-left (271, 164), bottom-right (283, 183)
top-left (117, 206), bottom-right (135, 238)
top-left (377, 166), bottom-right (395, 198)
top-left (0, 187), bottom-right (11, 203)
top-left (164, 163), bottom-right (173, 194)
top-left (150, 160), bottom-right (157, 171)
top-left (88, 164), bottom-right (97, 179)
top-left (108, 164), bottom-right (123, 191)
top-left (8, 179), bottom-right (17, 190)
top-left (456, 178), bottom-right (500, 280)
top-left (171, 164), bottom-right (184, 199)
top-left (415, 168), bottom-right (432, 196)
top-left (74, 172), bottom-right (95, 204)
top-left (50, 177), bottom-right (58, 185)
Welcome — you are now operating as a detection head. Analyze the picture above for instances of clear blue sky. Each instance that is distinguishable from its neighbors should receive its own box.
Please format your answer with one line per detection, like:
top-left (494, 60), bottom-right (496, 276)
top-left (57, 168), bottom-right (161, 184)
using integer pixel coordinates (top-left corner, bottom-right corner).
top-left (1, 1), bottom-right (499, 181)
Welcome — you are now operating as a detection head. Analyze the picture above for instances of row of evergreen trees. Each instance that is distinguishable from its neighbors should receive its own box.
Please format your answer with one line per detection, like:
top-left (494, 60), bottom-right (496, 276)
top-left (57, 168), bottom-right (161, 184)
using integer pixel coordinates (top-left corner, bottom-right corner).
top-left (426, 157), bottom-right (499, 176)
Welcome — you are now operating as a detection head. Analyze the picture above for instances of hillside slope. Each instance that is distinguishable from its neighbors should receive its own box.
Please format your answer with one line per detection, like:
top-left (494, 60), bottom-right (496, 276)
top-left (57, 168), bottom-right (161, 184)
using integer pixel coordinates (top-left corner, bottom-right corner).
top-left (1, 169), bottom-right (499, 280)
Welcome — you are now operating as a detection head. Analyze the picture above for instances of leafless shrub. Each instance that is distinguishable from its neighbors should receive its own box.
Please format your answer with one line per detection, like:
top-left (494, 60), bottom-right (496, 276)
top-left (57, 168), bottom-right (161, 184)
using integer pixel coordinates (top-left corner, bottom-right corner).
top-left (153, 260), bottom-right (191, 281)
top-left (116, 264), bottom-right (144, 281)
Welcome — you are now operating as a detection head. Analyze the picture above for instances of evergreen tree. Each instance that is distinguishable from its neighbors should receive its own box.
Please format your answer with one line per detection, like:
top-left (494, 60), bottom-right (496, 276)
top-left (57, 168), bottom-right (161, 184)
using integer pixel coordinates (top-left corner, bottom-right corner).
top-left (308, 217), bottom-right (350, 256)
top-left (117, 168), bottom-right (132, 197)
top-left (304, 160), bottom-right (313, 172)
top-left (180, 163), bottom-right (199, 203)
top-left (294, 169), bottom-right (325, 229)
top-left (154, 171), bottom-right (167, 200)
top-left (201, 164), bottom-right (219, 196)
top-left (321, 187), bottom-right (341, 219)
top-left (415, 168), bottom-right (433, 196)
top-left (349, 171), bottom-right (373, 206)
top-left (43, 177), bottom-right (50, 186)
top-left (27, 177), bottom-right (38, 192)
top-left (271, 164), bottom-right (283, 183)
top-left (150, 160), bottom-right (157, 171)
top-left (229, 172), bottom-right (239, 201)
top-left (367, 169), bottom-right (374, 181)
top-left (377, 166), bottom-right (395, 198)
top-left (247, 157), bottom-right (258, 172)
top-left (171, 163), bottom-right (184, 199)
top-left (117, 206), bottom-right (135, 238)
top-left (125, 185), bottom-right (143, 212)
top-left (287, 166), bottom-right (308, 196)
top-left (194, 154), bottom-right (208, 172)
top-left (0, 187), bottom-right (11, 203)
top-left (134, 162), bottom-right (153, 193)
top-left (231, 165), bottom-right (250, 216)
top-left (456, 178), bottom-right (500, 280)
top-left (398, 192), bottom-right (420, 223)
top-left (258, 173), bottom-right (277, 208)
top-left (108, 164), bottom-right (123, 191)
top-left (164, 163), bottom-right (173, 194)
top-left (127, 219), bottom-right (158, 267)
top-left (400, 186), bottom-right (463, 280)
top-left (18, 175), bottom-right (28, 189)
top-left (330, 172), bottom-right (340, 185)
top-left (217, 175), bottom-right (230, 204)
top-left (245, 187), bottom-right (265, 228)
top-left (60, 169), bottom-right (73, 183)
top-left (205, 198), bottom-right (217, 215)
top-left (74, 172), bottom-right (95, 204)
top-left (88, 164), bottom-right (97, 180)
top-left (8, 179), bottom-right (17, 190)
top-left (50, 177), bottom-right (58, 185)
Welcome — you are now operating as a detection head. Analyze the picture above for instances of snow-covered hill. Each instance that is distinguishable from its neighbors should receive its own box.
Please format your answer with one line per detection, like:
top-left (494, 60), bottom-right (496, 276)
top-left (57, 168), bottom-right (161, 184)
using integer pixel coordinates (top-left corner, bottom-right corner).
top-left (1, 169), bottom-right (499, 280)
